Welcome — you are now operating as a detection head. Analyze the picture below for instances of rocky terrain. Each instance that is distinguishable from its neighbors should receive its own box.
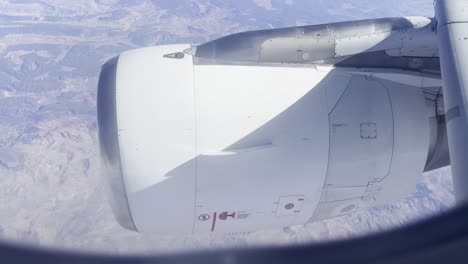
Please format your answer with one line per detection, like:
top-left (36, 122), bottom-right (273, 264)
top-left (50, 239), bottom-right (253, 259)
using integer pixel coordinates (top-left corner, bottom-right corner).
top-left (0, 0), bottom-right (454, 255)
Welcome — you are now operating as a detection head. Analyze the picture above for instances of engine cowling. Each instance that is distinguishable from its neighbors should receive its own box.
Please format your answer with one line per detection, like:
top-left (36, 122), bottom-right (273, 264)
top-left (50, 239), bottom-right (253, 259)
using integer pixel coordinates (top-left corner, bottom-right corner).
top-left (97, 43), bottom-right (444, 234)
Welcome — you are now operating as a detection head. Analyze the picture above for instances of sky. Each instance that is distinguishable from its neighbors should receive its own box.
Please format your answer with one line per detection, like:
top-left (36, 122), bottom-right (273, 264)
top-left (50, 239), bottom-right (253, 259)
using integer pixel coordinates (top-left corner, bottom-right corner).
top-left (0, 0), bottom-right (455, 255)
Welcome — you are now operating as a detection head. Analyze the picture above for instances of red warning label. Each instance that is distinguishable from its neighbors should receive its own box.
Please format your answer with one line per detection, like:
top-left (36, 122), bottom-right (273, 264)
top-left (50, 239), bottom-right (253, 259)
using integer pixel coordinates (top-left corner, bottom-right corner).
top-left (207, 211), bottom-right (250, 232)
top-left (211, 212), bottom-right (217, 232)
top-left (219, 211), bottom-right (236, 220)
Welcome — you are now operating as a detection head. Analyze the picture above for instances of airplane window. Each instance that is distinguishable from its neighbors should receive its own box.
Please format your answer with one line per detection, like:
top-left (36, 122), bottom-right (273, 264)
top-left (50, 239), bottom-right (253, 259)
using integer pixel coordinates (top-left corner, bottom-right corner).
top-left (0, 0), bottom-right (457, 256)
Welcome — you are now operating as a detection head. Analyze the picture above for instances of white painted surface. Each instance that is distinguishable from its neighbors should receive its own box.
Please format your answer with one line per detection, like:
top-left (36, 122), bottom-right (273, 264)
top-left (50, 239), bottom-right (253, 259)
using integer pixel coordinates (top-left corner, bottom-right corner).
top-left (193, 65), bottom-right (330, 233)
top-left (321, 186), bottom-right (368, 202)
top-left (327, 76), bottom-right (394, 187)
top-left (312, 74), bottom-right (429, 220)
top-left (324, 72), bottom-right (352, 113)
top-left (116, 45), bottom-right (197, 233)
top-left (387, 17), bottom-right (439, 58)
top-left (111, 45), bottom-right (432, 234)
top-left (335, 31), bottom-right (401, 57)
top-left (371, 78), bottom-right (429, 206)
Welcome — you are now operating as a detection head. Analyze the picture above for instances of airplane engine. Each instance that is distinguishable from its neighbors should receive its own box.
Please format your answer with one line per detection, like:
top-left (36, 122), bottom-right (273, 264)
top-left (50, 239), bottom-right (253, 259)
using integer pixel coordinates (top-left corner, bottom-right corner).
top-left (98, 18), bottom-right (449, 234)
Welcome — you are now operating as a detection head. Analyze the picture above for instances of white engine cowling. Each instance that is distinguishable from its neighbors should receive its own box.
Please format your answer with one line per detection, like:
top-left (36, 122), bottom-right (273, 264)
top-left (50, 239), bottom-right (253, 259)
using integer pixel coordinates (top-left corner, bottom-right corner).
top-left (98, 45), bottom-right (432, 234)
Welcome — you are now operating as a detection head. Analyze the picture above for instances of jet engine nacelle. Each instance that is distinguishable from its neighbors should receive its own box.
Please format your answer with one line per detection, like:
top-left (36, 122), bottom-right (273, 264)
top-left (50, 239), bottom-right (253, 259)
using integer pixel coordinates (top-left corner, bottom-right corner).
top-left (97, 43), bottom-right (448, 234)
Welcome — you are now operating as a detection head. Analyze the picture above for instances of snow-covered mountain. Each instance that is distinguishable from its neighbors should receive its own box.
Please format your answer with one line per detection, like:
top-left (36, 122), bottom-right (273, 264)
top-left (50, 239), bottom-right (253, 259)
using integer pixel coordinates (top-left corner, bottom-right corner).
top-left (0, 0), bottom-right (454, 254)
